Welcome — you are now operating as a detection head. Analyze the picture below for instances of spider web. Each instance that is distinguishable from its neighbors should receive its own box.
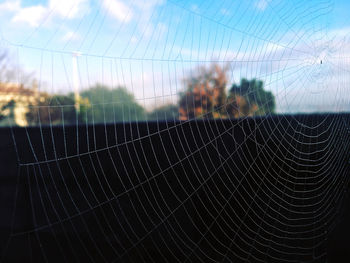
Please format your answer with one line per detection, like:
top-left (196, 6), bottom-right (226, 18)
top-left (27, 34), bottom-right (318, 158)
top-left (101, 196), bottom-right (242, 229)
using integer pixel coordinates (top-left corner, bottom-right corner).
top-left (1, 0), bottom-right (350, 262)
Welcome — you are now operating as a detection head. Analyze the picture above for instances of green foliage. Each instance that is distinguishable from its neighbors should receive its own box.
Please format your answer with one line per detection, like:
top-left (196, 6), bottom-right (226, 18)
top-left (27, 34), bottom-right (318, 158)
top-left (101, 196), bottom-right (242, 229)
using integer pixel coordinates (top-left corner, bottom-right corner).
top-left (229, 78), bottom-right (276, 116)
top-left (24, 75), bottom-right (275, 126)
top-left (179, 64), bottom-right (275, 120)
top-left (0, 100), bottom-right (15, 125)
top-left (80, 84), bottom-right (146, 123)
top-left (148, 104), bottom-right (179, 120)
top-left (26, 95), bottom-right (80, 125)
top-left (26, 84), bottom-right (146, 125)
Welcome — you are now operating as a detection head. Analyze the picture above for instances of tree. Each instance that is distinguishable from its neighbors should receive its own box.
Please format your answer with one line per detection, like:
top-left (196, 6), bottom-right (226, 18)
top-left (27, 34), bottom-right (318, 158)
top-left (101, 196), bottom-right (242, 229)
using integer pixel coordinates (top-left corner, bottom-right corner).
top-left (1, 49), bottom-right (50, 126)
top-left (0, 50), bottom-right (34, 86)
top-left (178, 64), bottom-right (276, 120)
top-left (26, 94), bottom-right (89, 125)
top-left (26, 85), bottom-right (146, 125)
top-left (80, 84), bottom-right (146, 123)
top-left (178, 64), bottom-right (228, 120)
top-left (227, 78), bottom-right (275, 117)
top-left (0, 100), bottom-right (15, 125)
top-left (148, 104), bottom-right (179, 120)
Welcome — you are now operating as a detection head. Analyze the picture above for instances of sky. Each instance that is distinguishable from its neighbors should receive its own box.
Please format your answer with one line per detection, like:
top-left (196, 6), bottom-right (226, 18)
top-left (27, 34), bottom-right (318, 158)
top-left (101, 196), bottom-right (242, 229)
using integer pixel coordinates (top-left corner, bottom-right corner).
top-left (0, 0), bottom-right (350, 112)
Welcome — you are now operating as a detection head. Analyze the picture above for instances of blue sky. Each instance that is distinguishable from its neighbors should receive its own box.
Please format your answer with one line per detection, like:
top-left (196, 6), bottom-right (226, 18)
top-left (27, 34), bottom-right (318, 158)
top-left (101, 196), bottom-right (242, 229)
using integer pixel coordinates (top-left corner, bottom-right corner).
top-left (0, 0), bottom-right (350, 112)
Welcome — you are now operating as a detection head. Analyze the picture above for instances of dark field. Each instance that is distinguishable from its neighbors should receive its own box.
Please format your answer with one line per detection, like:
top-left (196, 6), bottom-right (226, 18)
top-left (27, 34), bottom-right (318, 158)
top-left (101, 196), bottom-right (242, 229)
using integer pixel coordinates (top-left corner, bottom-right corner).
top-left (1, 114), bottom-right (350, 262)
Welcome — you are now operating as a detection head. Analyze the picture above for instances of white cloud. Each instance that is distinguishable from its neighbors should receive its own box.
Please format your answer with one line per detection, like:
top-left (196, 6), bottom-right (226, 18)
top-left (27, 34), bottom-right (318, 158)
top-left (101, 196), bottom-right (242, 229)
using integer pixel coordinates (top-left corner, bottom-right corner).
top-left (5, 0), bottom-right (90, 28)
top-left (49, 0), bottom-right (90, 19)
top-left (326, 26), bottom-right (350, 40)
top-left (130, 36), bottom-right (138, 43)
top-left (255, 0), bottom-right (272, 11)
top-left (12, 5), bottom-right (47, 27)
top-left (102, 0), bottom-right (164, 24)
top-left (102, 0), bottom-right (133, 23)
top-left (61, 31), bottom-right (80, 42)
top-left (133, 0), bottom-right (164, 10)
top-left (101, 0), bottom-right (166, 41)
top-left (0, 0), bottom-right (20, 13)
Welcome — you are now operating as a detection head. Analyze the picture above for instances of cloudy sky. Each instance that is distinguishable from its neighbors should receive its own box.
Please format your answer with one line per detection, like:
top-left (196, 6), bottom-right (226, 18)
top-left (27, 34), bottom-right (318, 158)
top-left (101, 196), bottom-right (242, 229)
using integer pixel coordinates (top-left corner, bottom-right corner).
top-left (0, 0), bottom-right (350, 112)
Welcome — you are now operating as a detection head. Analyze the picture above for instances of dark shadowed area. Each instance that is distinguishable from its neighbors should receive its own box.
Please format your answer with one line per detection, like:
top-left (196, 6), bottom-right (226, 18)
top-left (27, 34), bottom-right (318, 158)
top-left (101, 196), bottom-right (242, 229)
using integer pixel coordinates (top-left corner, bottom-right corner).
top-left (0, 115), bottom-right (350, 262)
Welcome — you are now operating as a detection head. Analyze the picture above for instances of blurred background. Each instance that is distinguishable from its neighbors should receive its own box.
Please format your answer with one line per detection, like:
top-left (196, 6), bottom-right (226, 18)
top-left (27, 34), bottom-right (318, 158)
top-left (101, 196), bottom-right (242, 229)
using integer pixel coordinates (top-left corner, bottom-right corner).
top-left (0, 0), bottom-right (349, 126)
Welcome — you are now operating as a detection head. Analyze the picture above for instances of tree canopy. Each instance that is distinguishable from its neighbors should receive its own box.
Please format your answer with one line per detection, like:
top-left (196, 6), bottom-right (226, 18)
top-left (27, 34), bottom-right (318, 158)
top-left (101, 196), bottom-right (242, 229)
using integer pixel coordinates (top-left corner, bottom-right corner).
top-left (22, 65), bottom-right (276, 126)
top-left (179, 64), bottom-right (276, 120)
top-left (228, 78), bottom-right (275, 117)
top-left (80, 84), bottom-right (146, 123)
top-left (178, 64), bottom-right (228, 120)
top-left (26, 94), bottom-right (84, 125)
top-left (0, 100), bottom-right (15, 124)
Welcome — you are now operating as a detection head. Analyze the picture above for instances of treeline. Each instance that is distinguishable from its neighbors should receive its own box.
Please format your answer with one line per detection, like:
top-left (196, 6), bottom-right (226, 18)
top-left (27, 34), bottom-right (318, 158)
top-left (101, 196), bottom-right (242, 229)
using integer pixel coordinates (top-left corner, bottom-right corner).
top-left (178, 64), bottom-right (275, 120)
top-left (25, 85), bottom-right (180, 125)
top-left (1, 64), bottom-right (276, 125)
